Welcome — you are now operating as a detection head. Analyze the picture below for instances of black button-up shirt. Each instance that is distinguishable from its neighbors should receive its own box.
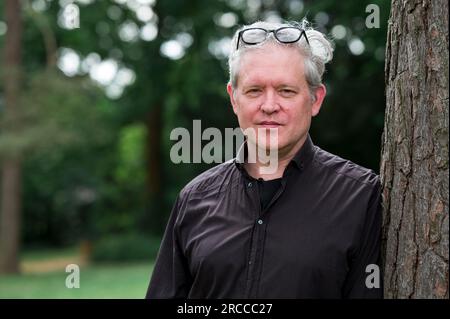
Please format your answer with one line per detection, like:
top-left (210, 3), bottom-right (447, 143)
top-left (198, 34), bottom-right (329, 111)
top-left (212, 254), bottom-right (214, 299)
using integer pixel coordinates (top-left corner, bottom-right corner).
top-left (146, 134), bottom-right (383, 299)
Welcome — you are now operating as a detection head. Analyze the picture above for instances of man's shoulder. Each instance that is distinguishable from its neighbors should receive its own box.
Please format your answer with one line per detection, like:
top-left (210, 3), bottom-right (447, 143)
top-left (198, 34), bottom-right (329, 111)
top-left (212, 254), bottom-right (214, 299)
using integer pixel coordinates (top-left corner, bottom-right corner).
top-left (180, 159), bottom-right (237, 197)
top-left (312, 145), bottom-right (380, 189)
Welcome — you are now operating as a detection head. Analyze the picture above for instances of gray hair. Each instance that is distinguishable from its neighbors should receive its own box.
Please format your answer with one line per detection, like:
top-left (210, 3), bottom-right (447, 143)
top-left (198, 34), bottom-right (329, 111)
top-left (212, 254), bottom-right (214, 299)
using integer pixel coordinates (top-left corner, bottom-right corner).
top-left (228, 19), bottom-right (334, 101)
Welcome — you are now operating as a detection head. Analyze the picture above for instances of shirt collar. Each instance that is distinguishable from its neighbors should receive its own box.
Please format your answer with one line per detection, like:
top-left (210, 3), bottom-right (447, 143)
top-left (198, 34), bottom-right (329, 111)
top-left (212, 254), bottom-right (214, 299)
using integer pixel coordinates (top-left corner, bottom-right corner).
top-left (290, 134), bottom-right (316, 170)
top-left (234, 133), bottom-right (316, 173)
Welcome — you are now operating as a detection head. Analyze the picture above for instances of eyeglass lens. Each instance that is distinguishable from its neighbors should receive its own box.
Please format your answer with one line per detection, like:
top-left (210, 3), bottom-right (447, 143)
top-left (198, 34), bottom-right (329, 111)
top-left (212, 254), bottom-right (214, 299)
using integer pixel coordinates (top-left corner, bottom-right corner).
top-left (241, 27), bottom-right (302, 44)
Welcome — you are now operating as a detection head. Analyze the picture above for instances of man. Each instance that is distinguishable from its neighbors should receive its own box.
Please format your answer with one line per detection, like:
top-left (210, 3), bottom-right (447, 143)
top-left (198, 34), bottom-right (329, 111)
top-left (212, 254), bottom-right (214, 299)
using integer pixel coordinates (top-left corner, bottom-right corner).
top-left (146, 20), bottom-right (383, 298)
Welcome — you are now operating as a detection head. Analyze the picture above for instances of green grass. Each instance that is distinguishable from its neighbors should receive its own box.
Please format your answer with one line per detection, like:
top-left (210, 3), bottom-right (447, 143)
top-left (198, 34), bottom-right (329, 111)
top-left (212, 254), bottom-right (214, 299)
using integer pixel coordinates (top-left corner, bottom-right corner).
top-left (0, 247), bottom-right (155, 299)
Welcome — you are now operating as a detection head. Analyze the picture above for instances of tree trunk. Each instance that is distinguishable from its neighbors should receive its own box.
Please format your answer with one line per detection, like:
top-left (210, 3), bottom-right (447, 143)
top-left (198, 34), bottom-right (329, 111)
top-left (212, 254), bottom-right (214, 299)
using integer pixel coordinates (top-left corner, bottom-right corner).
top-left (0, 160), bottom-right (22, 273)
top-left (381, 0), bottom-right (449, 298)
top-left (0, 0), bottom-right (23, 274)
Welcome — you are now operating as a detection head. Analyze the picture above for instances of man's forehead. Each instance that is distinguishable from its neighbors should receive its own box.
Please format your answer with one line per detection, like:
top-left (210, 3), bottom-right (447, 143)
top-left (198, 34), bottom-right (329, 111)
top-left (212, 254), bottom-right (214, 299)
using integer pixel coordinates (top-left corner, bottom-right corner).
top-left (240, 44), bottom-right (304, 68)
top-left (240, 69), bottom-right (302, 84)
top-left (241, 42), bottom-right (303, 60)
top-left (238, 47), bottom-right (305, 85)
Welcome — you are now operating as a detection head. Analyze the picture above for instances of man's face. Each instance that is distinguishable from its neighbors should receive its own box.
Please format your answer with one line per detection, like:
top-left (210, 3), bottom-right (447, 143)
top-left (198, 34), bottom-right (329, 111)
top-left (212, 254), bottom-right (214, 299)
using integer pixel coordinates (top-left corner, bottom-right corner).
top-left (227, 44), bottom-right (326, 157)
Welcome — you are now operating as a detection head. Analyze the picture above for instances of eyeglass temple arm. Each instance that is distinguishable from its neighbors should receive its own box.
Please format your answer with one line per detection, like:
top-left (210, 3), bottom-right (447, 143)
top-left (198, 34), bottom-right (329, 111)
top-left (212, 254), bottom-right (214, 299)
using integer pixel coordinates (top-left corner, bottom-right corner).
top-left (301, 30), bottom-right (310, 45)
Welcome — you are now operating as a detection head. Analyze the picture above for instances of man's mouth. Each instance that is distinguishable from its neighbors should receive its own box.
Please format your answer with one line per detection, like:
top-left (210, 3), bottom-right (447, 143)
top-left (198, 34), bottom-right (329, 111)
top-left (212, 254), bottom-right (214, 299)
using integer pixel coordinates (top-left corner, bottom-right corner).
top-left (258, 121), bottom-right (282, 128)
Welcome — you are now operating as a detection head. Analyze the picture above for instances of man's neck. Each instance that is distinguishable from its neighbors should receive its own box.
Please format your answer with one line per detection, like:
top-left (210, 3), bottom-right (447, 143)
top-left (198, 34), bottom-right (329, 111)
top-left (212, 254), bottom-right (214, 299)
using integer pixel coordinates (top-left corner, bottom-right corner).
top-left (244, 135), bottom-right (308, 180)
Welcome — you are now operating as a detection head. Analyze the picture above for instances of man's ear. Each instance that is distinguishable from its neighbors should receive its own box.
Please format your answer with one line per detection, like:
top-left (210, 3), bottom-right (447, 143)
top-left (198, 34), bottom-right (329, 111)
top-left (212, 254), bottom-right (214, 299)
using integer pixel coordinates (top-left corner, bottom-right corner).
top-left (311, 84), bottom-right (326, 117)
top-left (227, 82), bottom-right (238, 115)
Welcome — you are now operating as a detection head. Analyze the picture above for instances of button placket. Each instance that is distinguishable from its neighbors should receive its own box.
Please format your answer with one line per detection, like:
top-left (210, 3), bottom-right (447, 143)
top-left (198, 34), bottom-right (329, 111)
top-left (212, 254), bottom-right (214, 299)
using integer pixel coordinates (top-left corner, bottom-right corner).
top-left (244, 177), bottom-right (261, 298)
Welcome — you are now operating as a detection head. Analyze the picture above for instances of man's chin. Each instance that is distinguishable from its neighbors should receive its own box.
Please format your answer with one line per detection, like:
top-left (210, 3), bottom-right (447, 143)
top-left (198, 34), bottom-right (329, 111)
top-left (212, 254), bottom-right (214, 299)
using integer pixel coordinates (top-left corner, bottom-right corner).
top-left (252, 143), bottom-right (282, 156)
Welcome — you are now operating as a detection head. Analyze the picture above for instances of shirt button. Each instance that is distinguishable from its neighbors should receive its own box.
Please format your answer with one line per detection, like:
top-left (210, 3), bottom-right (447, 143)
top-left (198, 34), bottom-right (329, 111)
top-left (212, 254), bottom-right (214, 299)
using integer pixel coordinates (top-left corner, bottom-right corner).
top-left (247, 182), bottom-right (253, 188)
top-left (257, 219), bottom-right (263, 225)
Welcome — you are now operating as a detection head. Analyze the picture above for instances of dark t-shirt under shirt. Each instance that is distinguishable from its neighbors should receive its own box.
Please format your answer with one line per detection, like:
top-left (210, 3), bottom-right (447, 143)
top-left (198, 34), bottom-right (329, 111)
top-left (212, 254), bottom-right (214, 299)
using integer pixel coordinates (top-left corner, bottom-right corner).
top-left (257, 178), bottom-right (282, 211)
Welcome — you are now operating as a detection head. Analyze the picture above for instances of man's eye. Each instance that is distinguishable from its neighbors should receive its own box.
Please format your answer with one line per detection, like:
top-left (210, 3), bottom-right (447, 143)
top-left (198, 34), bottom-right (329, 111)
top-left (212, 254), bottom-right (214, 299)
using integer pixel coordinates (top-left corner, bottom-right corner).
top-left (279, 89), bottom-right (296, 96)
top-left (246, 89), bottom-right (262, 95)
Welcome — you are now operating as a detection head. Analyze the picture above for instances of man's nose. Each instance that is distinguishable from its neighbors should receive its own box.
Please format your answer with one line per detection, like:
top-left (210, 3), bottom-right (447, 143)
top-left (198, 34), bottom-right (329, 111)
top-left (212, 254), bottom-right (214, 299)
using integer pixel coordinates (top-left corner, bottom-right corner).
top-left (260, 90), bottom-right (280, 114)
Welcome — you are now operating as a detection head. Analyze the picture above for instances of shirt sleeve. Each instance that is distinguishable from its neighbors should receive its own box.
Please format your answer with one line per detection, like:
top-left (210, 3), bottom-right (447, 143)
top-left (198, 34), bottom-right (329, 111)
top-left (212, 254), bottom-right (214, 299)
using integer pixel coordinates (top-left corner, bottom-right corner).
top-left (342, 177), bottom-right (383, 299)
top-left (145, 194), bottom-right (192, 299)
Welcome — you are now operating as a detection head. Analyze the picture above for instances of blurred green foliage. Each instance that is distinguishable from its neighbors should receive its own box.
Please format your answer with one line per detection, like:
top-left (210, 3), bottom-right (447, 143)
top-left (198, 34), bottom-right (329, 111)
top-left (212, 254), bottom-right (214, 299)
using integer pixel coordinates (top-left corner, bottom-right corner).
top-left (0, 71), bottom-right (113, 158)
top-left (91, 233), bottom-right (160, 262)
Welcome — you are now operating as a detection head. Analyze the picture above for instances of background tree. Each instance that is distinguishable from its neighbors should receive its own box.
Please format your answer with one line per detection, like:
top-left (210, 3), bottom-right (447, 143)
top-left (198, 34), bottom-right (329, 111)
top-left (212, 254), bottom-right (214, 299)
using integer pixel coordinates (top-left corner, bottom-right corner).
top-left (381, 0), bottom-right (449, 298)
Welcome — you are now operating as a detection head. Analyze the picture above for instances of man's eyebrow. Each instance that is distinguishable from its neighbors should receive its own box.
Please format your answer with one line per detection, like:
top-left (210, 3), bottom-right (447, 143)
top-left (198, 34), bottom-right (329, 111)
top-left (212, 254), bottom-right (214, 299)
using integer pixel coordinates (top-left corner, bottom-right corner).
top-left (276, 84), bottom-right (299, 90)
top-left (242, 84), bottom-right (264, 89)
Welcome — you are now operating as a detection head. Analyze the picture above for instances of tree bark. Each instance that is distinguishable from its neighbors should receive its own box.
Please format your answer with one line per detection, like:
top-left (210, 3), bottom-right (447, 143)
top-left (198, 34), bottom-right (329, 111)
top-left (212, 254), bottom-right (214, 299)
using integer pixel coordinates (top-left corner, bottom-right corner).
top-left (0, 160), bottom-right (22, 273)
top-left (381, 0), bottom-right (449, 298)
top-left (0, 0), bottom-right (23, 274)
